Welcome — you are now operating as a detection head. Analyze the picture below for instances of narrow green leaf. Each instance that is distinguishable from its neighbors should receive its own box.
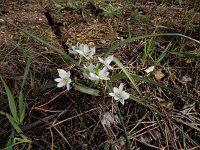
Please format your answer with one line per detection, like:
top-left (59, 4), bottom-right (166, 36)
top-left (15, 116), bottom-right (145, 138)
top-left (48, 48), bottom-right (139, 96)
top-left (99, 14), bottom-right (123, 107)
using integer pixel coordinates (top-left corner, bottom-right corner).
top-left (0, 111), bottom-right (6, 115)
top-left (19, 91), bottom-right (25, 124)
top-left (169, 51), bottom-right (200, 59)
top-left (73, 83), bottom-right (100, 96)
top-left (103, 33), bottom-right (200, 58)
top-left (6, 113), bottom-right (29, 140)
top-left (4, 19), bottom-right (81, 68)
top-left (111, 73), bottom-right (199, 103)
top-left (156, 42), bottom-right (172, 64)
top-left (18, 50), bottom-right (31, 124)
top-left (29, 70), bottom-right (35, 89)
top-left (113, 57), bottom-right (142, 96)
top-left (37, 84), bottom-right (56, 90)
top-left (6, 130), bottom-right (14, 150)
top-left (0, 76), bottom-right (18, 121)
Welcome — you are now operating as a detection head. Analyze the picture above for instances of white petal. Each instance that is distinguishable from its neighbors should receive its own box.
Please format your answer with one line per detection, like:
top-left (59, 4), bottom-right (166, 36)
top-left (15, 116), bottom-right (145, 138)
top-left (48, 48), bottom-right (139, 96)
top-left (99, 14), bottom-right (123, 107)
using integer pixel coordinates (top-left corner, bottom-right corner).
top-left (57, 81), bottom-right (65, 88)
top-left (109, 93), bottom-right (116, 97)
top-left (66, 71), bottom-right (71, 78)
top-left (114, 96), bottom-right (119, 100)
top-left (67, 78), bottom-right (72, 83)
top-left (105, 55), bottom-right (113, 64)
top-left (72, 46), bottom-right (76, 50)
top-left (118, 83), bottom-right (124, 92)
top-left (76, 50), bottom-right (84, 56)
top-left (88, 63), bottom-right (94, 71)
top-left (58, 69), bottom-right (67, 76)
top-left (113, 87), bottom-right (119, 93)
top-left (54, 78), bottom-right (62, 82)
top-left (66, 83), bottom-right (71, 90)
top-left (83, 73), bottom-right (89, 78)
top-left (119, 98), bottom-right (125, 105)
top-left (122, 91), bottom-right (130, 100)
top-left (69, 49), bottom-right (78, 54)
top-left (90, 47), bottom-right (96, 55)
top-left (107, 65), bottom-right (113, 70)
top-left (89, 73), bottom-right (99, 80)
top-left (99, 67), bottom-right (107, 74)
top-left (83, 44), bottom-right (90, 52)
top-left (98, 57), bottom-right (104, 63)
top-left (144, 66), bottom-right (155, 73)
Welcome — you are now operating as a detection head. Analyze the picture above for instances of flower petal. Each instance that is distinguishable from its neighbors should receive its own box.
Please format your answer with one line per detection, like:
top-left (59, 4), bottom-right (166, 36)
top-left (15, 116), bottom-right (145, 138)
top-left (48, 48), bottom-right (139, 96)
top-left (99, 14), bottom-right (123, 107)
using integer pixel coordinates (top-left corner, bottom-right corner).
top-left (66, 83), bottom-right (71, 90)
top-left (119, 98), bottom-right (125, 105)
top-left (54, 78), bottom-right (62, 82)
top-left (98, 57), bottom-right (104, 63)
top-left (109, 93), bottom-right (116, 97)
top-left (57, 69), bottom-right (68, 78)
top-left (118, 83), bottom-right (124, 92)
top-left (90, 47), bottom-right (96, 55)
top-left (105, 55), bottom-right (113, 64)
top-left (57, 81), bottom-right (65, 88)
top-left (76, 50), bottom-right (84, 56)
top-left (66, 71), bottom-right (71, 78)
top-left (122, 91), bottom-right (130, 100)
top-left (113, 87), bottom-right (119, 93)
top-left (89, 73), bottom-right (99, 80)
top-left (83, 44), bottom-right (90, 53)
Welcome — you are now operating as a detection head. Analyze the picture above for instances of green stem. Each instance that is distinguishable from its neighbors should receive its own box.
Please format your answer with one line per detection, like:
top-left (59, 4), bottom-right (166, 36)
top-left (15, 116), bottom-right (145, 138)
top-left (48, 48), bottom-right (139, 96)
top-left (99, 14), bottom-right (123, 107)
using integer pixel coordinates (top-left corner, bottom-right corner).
top-left (115, 102), bottom-right (132, 149)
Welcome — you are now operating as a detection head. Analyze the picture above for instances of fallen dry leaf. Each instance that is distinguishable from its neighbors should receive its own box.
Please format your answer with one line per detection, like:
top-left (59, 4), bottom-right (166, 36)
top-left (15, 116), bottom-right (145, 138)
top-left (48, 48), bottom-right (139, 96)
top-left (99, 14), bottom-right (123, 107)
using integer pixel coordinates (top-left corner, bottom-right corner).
top-left (154, 69), bottom-right (165, 80)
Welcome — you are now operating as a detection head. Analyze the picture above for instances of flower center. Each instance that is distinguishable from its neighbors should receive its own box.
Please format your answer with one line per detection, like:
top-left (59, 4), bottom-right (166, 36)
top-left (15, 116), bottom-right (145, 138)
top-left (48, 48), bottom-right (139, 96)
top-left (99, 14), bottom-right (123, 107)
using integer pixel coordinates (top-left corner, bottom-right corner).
top-left (116, 92), bottom-right (121, 97)
top-left (63, 77), bottom-right (69, 83)
top-left (84, 51), bottom-right (89, 56)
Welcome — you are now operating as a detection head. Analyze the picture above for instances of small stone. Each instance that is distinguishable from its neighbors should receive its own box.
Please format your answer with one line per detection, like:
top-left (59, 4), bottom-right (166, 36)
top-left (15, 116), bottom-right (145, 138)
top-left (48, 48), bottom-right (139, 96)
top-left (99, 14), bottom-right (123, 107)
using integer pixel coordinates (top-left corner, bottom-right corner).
top-left (88, 42), bottom-right (95, 48)
top-left (0, 19), bottom-right (5, 24)
top-left (100, 40), bottom-right (106, 44)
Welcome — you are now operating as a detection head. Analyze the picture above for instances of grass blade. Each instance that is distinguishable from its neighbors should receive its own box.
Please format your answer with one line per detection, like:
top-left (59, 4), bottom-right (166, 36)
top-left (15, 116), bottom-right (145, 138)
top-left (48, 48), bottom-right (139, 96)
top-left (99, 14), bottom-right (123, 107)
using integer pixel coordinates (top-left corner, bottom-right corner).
top-left (111, 73), bottom-right (199, 103)
top-left (6, 113), bottom-right (29, 141)
top-left (18, 49), bottom-right (31, 124)
top-left (103, 33), bottom-right (200, 58)
top-left (0, 76), bottom-right (18, 121)
top-left (113, 57), bottom-right (142, 96)
top-left (3, 18), bottom-right (81, 68)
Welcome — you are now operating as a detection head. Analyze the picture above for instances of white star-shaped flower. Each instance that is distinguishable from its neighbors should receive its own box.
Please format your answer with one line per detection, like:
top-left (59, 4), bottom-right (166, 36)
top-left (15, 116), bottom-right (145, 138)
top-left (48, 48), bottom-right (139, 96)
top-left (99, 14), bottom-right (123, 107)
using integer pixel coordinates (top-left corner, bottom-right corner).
top-left (109, 83), bottom-right (130, 105)
top-left (54, 69), bottom-right (72, 90)
top-left (88, 67), bottom-right (110, 81)
top-left (76, 44), bottom-right (95, 60)
top-left (68, 43), bottom-right (84, 55)
top-left (98, 55), bottom-right (114, 70)
top-left (83, 63), bottom-right (96, 79)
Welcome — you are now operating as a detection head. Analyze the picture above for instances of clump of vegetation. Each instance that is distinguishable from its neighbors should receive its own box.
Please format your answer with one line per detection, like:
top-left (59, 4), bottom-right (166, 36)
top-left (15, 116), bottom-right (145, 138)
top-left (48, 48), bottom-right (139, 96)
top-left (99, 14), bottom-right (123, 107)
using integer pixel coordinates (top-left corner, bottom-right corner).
top-left (0, 0), bottom-right (200, 149)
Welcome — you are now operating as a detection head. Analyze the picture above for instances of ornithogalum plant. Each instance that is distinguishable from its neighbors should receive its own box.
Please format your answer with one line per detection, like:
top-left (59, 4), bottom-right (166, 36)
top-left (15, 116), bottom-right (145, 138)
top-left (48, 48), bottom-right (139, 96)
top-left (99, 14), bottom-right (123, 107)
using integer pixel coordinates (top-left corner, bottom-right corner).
top-left (55, 43), bottom-right (130, 105)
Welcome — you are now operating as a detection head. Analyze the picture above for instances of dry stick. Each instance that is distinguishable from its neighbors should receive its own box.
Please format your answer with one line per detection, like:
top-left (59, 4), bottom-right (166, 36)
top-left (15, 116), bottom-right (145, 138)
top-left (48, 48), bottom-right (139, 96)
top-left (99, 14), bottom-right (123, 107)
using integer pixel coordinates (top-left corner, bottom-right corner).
top-left (37, 89), bottom-right (67, 108)
top-left (51, 107), bottom-right (98, 127)
top-left (53, 126), bottom-right (72, 149)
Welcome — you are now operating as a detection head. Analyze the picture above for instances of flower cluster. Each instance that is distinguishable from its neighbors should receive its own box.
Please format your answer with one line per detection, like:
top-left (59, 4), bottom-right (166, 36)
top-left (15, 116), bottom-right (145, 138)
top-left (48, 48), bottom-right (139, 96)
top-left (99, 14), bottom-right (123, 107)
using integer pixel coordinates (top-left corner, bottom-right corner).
top-left (54, 43), bottom-right (130, 105)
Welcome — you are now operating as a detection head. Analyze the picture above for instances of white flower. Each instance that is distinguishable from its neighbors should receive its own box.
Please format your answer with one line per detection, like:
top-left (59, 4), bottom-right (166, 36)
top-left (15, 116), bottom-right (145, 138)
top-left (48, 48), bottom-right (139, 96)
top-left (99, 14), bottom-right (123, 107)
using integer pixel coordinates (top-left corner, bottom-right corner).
top-left (88, 67), bottom-right (110, 81)
top-left (98, 55), bottom-right (114, 70)
top-left (109, 83), bottom-right (130, 105)
top-left (76, 44), bottom-right (95, 60)
top-left (54, 69), bottom-right (72, 90)
top-left (68, 43), bottom-right (84, 55)
top-left (83, 63), bottom-right (96, 78)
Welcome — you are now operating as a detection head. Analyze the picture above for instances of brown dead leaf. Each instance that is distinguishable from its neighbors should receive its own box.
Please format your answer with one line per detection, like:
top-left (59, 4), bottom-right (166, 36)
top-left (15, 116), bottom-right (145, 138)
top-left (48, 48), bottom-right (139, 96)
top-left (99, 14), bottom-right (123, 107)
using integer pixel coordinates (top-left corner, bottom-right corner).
top-left (154, 69), bottom-right (165, 80)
